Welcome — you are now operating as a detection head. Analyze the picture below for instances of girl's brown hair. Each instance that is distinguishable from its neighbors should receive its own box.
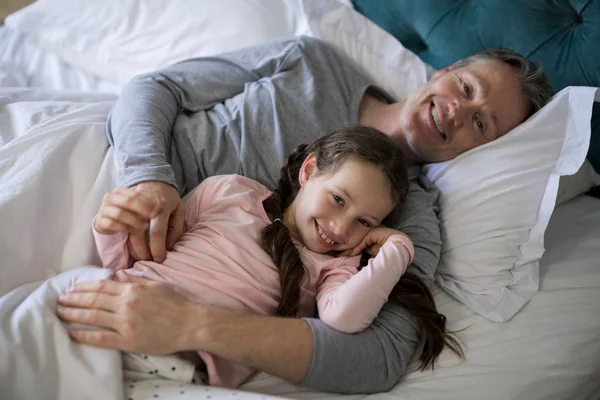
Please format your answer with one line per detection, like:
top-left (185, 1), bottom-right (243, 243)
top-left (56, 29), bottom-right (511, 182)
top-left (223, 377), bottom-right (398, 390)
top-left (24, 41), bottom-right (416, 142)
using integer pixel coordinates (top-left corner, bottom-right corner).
top-left (260, 125), bottom-right (463, 370)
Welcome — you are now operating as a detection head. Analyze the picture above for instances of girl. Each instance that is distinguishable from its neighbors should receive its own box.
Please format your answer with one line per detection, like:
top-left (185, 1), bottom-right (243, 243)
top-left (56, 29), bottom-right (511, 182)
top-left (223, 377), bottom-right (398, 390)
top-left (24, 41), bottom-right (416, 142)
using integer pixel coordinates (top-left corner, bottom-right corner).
top-left (93, 125), bottom-right (461, 388)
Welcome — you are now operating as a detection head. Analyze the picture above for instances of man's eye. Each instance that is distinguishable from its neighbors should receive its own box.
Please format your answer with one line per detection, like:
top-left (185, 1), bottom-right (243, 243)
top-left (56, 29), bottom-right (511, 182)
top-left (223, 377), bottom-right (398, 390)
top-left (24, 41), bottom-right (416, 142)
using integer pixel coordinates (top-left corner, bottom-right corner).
top-left (358, 218), bottom-right (371, 227)
top-left (333, 194), bottom-right (343, 205)
top-left (463, 83), bottom-right (472, 97)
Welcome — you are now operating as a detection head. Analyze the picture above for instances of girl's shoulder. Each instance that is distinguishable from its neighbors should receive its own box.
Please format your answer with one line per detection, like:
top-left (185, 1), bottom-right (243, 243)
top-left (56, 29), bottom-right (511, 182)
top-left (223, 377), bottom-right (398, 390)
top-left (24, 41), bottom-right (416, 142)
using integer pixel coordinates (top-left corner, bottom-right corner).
top-left (201, 174), bottom-right (271, 199)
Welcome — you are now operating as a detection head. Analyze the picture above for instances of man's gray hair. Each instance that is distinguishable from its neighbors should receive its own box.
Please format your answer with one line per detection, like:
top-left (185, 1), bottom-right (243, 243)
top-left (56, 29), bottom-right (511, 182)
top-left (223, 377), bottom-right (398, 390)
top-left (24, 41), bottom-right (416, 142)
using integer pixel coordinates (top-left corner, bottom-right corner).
top-left (455, 49), bottom-right (554, 118)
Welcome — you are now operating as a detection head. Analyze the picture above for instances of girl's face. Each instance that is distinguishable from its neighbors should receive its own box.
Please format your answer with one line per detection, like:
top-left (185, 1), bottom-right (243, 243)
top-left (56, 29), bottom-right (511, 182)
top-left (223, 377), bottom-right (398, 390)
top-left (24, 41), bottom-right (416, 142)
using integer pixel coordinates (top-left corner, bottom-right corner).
top-left (285, 154), bottom-right (396, 254)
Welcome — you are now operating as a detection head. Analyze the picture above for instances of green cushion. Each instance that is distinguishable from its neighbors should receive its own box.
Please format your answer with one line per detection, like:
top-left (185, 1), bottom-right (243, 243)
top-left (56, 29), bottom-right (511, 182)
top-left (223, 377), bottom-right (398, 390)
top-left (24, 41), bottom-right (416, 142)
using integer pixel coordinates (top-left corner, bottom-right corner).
top-left (352, 0), bottom-right (600, 183)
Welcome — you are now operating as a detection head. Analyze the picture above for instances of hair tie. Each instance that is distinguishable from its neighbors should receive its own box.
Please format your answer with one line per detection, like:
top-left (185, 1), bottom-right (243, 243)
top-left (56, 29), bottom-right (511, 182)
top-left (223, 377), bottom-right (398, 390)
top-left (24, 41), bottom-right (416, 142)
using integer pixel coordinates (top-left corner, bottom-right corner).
top-left (273, 218), bottom-right (282, 223)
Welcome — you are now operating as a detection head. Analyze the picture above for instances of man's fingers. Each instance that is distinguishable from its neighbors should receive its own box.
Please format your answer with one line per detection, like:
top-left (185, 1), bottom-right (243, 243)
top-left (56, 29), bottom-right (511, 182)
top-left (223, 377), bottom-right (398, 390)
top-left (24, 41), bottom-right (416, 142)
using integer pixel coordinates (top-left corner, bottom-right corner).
top-left (104, 189), bottom-right (156, 218)
top-left (56, 306), bottom-right (118, 330)
top-left (113, 270), bottom-right (154, 285)
top-left (97, 205), bottom-right (149, 234)
top-left (61, 279), bottom-right (129, 296)
top-left (129, 232), bottom-right (152, 261)
top-left (166, 202), bottom-right (186, 250)
top-left (57, 291), bottom-right (122, 312)
top-left (67, 328), bottom-right (124, 350)
top-left (149, 215), bottom-right (168, 262)
top-left (95, 214), bottom-right (146, 236)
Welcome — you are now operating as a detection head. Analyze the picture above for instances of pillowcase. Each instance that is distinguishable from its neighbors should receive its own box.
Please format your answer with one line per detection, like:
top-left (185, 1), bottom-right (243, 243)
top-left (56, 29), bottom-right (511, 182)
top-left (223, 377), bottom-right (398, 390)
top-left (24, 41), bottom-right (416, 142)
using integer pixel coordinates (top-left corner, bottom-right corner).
top-left (423, 87), bottom-right (598, 322)
top-left (557, 159), bottom-right (600, 205)
top-left (4, 0), bottom-right (432, 101)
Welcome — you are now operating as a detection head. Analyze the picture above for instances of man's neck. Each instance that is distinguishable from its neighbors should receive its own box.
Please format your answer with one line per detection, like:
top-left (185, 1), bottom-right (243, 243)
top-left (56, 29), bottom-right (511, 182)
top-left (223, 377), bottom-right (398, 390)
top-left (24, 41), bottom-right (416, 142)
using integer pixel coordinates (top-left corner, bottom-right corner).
top-left (358, 93), bottom-right (418, 165)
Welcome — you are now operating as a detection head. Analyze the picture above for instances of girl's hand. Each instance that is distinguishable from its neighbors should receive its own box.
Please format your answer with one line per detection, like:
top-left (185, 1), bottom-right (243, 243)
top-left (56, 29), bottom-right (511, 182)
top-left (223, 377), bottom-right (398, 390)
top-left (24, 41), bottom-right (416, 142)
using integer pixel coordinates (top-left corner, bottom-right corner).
top-left (94, 188), bottom-right (157, 236)
top-left (342, 227), bottom-right (411, 257)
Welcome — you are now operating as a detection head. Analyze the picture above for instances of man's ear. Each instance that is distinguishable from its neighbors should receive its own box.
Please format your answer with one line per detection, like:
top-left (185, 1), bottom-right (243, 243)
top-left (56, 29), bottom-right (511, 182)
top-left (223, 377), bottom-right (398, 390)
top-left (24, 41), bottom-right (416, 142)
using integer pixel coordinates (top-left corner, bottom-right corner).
top-left (432, 60), bottom-right (461, 80)
top-left (299, 153), bottom-right (317, 188)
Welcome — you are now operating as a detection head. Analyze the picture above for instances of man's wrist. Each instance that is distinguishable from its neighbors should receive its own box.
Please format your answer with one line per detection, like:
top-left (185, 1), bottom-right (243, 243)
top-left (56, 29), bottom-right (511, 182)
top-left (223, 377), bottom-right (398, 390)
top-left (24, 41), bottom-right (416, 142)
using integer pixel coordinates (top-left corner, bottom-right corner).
top-left (177, 301), bottom-right (213, 352)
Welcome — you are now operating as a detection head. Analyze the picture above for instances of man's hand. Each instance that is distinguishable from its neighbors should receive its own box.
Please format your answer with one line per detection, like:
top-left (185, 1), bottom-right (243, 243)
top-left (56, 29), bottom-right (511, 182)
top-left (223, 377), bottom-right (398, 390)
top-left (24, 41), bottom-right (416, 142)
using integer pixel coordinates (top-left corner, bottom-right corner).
top-left (56, 271), bottom-right (202, 355)
top-left (95, 188), bottom-right (156, 236)
top-left (129, 181), bottom-right (186, 262)
top-left (342, 227), bottom-right (411, 257)
top-left (56, 271), bottom-right (313, 383)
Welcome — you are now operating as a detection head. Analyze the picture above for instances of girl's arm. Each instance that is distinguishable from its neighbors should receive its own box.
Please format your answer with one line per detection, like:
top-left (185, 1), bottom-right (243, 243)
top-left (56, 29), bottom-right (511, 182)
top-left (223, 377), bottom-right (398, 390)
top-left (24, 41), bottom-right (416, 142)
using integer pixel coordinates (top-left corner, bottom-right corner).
top-left (316, 231), bottom-right (414, 334)
top-left (93, 223), bottom-right (133, 270)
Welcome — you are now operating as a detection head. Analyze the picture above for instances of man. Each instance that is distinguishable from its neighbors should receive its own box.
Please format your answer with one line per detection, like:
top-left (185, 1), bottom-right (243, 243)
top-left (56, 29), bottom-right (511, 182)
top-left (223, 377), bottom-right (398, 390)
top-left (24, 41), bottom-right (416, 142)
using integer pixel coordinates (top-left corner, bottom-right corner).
top-left (56, 37), bottom-right (552, 393)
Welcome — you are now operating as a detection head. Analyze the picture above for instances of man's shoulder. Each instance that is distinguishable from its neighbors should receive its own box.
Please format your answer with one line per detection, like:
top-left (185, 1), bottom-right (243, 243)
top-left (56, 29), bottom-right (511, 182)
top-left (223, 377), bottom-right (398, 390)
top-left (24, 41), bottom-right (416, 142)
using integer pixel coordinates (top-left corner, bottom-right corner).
top-left (405, 166), bottom-right (440, 213)
top-left (268, 35), bottom-right (346, 64)
top-left (385, 166), bottom-right (440, 245)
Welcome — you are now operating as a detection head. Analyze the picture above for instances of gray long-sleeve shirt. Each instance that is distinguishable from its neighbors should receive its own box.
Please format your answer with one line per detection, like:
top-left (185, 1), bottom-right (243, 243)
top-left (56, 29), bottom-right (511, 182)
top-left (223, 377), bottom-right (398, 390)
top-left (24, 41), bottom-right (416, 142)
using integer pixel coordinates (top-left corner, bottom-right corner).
top-left (107, 36), bottom-right (441, 393)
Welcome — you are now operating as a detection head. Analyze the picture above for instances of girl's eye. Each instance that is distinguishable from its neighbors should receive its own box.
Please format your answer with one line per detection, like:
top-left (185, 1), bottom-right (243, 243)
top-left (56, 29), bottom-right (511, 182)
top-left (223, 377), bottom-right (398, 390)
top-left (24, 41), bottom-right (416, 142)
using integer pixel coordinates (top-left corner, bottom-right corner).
top-left (332, 194), bottom-right (344, 205)
top-left (476, 118), bottom-right (484, 132)
top-left (463, 83), bottom-right (472, 97)
top-left (358, 218), bottom-right (371, 228)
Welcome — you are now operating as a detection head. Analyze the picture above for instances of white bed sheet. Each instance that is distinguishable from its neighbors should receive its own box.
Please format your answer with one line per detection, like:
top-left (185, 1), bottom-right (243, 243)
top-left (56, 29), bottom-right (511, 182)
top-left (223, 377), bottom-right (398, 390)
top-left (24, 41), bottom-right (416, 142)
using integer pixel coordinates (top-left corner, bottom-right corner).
top-left (0, 26), bottom-right (120, 93)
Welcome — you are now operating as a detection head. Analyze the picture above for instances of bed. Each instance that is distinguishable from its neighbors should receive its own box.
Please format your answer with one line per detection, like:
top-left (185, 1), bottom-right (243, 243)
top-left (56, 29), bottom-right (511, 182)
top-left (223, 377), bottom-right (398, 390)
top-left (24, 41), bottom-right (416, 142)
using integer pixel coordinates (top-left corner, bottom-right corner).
top-left (0, 1), bottom-right (599, 399)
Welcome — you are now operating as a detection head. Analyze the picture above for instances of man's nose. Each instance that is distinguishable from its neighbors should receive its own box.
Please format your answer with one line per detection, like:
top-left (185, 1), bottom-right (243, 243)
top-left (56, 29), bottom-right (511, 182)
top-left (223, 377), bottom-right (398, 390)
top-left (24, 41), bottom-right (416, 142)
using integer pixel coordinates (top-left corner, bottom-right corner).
top-left (447, 100), bottom-right (472, 127)
top-left (447, 100), bottom-right (465, 127)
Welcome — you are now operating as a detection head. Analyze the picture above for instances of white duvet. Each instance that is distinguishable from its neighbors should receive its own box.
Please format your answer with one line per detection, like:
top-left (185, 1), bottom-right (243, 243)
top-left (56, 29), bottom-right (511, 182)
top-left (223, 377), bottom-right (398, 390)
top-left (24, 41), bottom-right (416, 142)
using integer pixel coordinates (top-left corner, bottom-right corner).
top-left (0, 89), bottom-right (292, 400)
top-left (0, 89), bottom-right (118, 295)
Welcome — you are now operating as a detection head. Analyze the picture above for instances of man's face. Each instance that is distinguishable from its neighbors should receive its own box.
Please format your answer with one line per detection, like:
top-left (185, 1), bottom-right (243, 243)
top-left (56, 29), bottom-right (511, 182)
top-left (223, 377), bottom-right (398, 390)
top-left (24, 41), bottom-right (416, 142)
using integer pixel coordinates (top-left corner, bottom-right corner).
top-left (397, 59), bottom-right (530, 163)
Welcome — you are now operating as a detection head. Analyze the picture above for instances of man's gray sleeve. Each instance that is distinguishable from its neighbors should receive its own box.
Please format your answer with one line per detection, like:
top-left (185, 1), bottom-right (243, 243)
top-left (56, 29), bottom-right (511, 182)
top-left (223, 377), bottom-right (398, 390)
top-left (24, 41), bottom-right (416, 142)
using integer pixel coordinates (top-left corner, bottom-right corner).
top-left (106, 38), bottom-right (303, 191)
top-left (303, 166), bottom-right (441, 393)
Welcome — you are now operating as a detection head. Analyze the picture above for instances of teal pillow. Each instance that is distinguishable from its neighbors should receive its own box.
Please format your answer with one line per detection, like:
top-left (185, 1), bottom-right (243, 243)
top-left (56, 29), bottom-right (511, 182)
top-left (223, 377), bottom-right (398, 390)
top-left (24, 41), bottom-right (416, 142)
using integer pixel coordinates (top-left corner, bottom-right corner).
top-left (352, 0), bottom-right (600, 186)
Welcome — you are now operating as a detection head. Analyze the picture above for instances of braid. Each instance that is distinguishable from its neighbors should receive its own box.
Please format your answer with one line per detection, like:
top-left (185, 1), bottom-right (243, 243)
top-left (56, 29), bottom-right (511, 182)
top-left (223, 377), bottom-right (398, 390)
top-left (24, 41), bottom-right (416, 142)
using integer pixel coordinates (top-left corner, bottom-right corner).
top-left (261, 144), bottom-right (309, 317)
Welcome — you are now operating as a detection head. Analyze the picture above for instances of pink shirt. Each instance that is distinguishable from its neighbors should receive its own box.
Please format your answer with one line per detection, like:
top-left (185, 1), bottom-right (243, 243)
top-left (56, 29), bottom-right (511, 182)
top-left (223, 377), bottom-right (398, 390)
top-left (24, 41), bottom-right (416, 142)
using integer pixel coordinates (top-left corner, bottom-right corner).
top-left (94, 175), bottom-right (413, 388)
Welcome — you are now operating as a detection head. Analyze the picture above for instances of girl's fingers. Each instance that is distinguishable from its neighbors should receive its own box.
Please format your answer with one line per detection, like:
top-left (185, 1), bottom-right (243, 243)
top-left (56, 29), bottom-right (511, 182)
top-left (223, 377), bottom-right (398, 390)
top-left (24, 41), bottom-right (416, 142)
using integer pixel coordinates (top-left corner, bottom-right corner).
top-left (349, 240), bottom-right (368, 257)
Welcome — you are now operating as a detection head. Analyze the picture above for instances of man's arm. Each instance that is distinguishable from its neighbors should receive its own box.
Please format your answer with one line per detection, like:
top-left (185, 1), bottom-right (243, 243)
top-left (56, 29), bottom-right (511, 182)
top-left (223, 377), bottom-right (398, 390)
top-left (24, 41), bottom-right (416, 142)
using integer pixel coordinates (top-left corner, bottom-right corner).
top-left (56, 274), bottom-right (416, 392)
top-left (106, 37), bottom-right (314, 260)
top-left (58, 169), bottom-right (441, 393)
top-left (107, 38), bottom-right (307, 192)
top-left (56, 273), bottom-right (313, 383)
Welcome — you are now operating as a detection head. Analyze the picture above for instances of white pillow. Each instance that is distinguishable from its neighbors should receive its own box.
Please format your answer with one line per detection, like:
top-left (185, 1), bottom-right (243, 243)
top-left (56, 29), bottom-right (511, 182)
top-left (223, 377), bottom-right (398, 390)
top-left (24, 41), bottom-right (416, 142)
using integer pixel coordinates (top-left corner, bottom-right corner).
top-left (4, 0), bottom-right (431, 101)
top-left (423, 87), bottom-right (599, 322)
